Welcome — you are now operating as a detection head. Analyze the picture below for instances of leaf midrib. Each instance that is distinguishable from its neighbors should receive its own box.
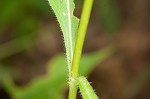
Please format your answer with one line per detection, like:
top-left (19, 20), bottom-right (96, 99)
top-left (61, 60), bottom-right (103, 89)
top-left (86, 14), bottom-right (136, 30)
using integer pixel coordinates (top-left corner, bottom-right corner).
top-left (67, 0), bottom-right (73, 63)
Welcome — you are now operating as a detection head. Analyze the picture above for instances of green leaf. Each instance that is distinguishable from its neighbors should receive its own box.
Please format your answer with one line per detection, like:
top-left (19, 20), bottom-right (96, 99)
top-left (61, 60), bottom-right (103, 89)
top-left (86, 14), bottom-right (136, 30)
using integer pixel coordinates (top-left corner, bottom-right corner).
top-left (48, 0), bottom-right (79, 75)
top-left (77, 76), bottom-right (98, 99)
top-left (3, 46), bottom-right (113, 99)
top-left (80, 46), bottom-right (114, 76)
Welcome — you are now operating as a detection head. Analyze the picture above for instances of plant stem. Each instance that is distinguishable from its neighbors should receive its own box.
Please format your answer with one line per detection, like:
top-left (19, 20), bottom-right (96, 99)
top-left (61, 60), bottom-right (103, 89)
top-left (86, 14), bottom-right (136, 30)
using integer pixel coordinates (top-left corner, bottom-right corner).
top-left (68, 0), bottom-right (94, 99)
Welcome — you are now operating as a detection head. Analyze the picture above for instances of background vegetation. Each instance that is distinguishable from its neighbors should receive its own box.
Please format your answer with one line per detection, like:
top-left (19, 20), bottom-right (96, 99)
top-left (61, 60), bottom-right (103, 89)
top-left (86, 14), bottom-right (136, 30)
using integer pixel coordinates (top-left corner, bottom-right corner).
top-left (0, 0), bottom-right (150, 99)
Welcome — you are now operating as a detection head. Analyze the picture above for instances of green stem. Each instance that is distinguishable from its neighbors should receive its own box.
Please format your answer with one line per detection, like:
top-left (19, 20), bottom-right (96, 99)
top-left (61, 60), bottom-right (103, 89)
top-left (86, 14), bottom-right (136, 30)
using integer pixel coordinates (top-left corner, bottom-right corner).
top-left (68, 0), bottom-right (94, 99)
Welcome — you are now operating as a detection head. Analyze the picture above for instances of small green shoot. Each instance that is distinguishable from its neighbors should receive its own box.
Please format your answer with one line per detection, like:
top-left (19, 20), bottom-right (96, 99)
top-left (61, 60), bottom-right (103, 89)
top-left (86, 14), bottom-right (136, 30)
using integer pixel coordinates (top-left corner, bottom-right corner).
top-left (77, 76), bottom-right (98, 99)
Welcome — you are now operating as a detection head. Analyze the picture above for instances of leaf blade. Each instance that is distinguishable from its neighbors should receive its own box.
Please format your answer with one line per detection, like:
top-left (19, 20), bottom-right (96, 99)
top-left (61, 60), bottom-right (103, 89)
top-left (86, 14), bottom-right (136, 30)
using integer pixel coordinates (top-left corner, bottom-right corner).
top-left (48, 0), bottom-right (79, 75)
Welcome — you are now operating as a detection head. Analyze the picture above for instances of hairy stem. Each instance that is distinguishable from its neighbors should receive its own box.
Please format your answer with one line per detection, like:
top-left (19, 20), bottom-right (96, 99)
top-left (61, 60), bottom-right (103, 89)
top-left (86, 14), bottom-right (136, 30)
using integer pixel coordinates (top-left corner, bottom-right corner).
top-left (68, 0), bottom-right (94, 99)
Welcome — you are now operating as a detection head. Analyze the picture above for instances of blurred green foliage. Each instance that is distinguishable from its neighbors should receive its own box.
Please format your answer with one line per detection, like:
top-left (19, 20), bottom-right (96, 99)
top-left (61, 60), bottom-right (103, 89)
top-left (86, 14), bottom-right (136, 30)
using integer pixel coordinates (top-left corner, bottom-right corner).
top-left (0, 0), bottom-right (52, 59)
top-left (96, 0), bottom-right (120, 33)
top-left (0, 0), bottom-right (50, 28)
top-left (2, 47), bottom-right (113, 99)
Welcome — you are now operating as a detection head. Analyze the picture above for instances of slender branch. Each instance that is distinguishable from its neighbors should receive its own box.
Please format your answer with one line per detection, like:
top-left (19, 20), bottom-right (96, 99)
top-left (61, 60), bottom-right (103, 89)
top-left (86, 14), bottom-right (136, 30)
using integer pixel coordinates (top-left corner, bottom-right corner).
top-left (68, 0), bottom-right (94, 99)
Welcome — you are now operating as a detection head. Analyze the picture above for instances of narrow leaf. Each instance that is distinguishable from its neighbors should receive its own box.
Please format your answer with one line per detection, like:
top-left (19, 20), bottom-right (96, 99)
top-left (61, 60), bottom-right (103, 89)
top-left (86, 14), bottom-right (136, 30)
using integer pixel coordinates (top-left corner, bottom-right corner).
top-left (48, 0), bottom-right (79, 75)
top-left (77, 76), bottom-right (99, 99)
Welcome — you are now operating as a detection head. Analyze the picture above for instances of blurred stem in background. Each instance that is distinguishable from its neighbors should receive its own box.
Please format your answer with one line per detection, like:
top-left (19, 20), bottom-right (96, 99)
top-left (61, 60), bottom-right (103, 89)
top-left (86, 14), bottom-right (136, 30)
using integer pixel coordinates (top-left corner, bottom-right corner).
top-left (95, 0), bottom-right (120, 34)
top-left (0, 35), bottom-right (33, 60)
